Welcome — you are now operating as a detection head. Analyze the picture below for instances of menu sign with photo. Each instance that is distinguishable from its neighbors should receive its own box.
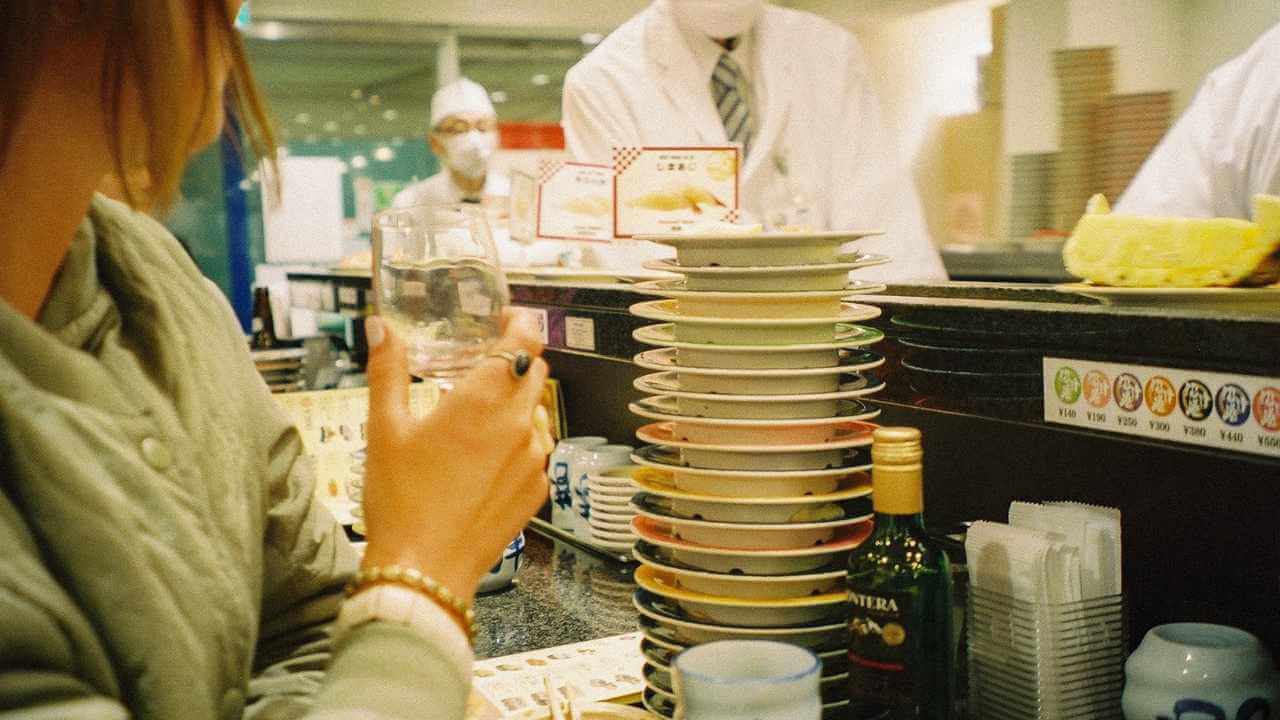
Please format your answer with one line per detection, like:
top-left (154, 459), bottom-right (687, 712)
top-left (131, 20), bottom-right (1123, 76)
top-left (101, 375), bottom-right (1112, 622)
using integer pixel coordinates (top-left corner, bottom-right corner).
top-left (612, 145), bottom-right (740, 238)
top-left (536, 161), bottom-right (614, 242)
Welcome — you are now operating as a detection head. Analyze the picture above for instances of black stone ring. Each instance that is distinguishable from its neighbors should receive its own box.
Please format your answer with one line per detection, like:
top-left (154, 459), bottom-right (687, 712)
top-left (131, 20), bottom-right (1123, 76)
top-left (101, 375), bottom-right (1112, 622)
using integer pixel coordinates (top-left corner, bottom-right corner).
top-left (487, 350), bottom-right (532, 378)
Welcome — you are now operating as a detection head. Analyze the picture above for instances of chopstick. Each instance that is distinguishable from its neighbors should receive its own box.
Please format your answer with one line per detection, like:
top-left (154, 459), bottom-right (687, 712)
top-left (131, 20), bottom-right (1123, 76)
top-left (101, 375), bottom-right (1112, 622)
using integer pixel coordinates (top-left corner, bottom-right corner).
top-left (566, 685), bottom-right (583, 720)
top-left (543, 675), bottom-right (565, 720)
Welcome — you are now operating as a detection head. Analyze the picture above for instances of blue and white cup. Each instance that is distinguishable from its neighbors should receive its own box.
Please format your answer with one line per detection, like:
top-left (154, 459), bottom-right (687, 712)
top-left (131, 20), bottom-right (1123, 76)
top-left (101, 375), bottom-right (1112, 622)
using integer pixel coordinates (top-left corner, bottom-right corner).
top-left (547, 437), bottom-right (607, 531)
top-left (673, 640), bottom-right (821, 720)
top-left (572, 444), bottom-right (634, 540)
top-left (477, 532), bottom-right (526, 594)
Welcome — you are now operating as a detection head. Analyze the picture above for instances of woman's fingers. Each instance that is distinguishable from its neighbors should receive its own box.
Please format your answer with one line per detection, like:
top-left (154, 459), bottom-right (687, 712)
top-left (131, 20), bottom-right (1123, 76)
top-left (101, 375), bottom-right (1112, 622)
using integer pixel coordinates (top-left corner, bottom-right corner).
top-left (364, 317), bottom-right (410, 431)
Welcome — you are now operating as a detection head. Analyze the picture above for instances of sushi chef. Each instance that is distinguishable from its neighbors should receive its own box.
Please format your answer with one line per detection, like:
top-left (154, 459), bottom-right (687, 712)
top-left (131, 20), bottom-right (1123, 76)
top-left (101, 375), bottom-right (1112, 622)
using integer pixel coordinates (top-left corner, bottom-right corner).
top-left (561, 0), bottom-right (947, 282)
top-left (1118, 22), bottom-right (1280, 219)
top-left (393, 77), bottom-right (510, 209)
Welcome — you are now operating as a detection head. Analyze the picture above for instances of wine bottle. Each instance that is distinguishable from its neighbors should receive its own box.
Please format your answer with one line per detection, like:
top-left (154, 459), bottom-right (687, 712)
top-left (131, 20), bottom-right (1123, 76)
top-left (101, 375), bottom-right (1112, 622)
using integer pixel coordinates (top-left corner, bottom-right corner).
top-left (846, 427), bottom-right (954, 719)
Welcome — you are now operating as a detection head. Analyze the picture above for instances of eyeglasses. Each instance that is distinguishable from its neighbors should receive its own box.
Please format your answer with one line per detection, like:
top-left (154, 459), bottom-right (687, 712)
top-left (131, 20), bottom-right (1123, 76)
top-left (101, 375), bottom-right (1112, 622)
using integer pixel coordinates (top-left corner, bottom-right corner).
top-left (434, 117), bottom-right (498, 136)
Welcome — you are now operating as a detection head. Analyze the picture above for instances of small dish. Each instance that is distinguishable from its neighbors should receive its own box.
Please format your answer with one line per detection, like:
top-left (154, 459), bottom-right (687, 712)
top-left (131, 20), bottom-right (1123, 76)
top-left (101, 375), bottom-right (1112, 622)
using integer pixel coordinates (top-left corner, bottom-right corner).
top-left (633, 506), bottom-right (872, 549)
top-left (633, 323), bottom-right (884, 370)
top-left (633, 445), bottom-right (870, 497)
top-left (643, 252), bottom-right (891, 291)
top-left (630, 395), bottom-right (880, 445)
top-left (637, 229), bottom-right (881, 267)
top-left (633, 489), bottom-right (872, 526)
top-left (632, 300), bottom-right (880, 345)
top-left (634, 372), bottom-right (885, 420)
top-left (633, 541), bottom-right (845, 599)
top-left (635, 566), bottom-right (848, 628)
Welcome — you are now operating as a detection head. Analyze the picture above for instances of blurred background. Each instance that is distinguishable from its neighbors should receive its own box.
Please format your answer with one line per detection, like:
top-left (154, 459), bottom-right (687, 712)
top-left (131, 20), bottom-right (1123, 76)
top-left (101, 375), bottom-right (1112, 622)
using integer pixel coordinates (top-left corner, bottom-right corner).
top-left (174, 0), bottom-right (1280, 300)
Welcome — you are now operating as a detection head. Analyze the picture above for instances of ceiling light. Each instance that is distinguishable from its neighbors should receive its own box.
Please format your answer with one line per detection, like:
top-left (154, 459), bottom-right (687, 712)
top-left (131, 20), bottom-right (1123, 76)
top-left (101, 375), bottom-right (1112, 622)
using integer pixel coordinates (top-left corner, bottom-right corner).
top-left (323, 120), bottom-right (339, 133)
top-left (530, 74), bottom-right (550, 86)
top-left (351, 88), bottom-right (364, 100)
top-left (580, 32), bottom-right (604, 45)
top-left (350, 155), bottom-right (369, 170)
top-left (293, 112), bottom-right (312, 125)
top-left (382, 109), bottom-right (399, 121)
top-left (373, 146), bottom-right (395, 162)
top-left (490, 90), bottom-right (508, 103)
top-left (353, 124), bottom-right (368, 135)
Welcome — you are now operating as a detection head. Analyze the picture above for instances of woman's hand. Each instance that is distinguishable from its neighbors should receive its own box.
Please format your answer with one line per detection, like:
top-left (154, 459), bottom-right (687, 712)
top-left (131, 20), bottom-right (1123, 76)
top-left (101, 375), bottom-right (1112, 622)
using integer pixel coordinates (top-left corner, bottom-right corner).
top-left (359, 309), bottom-right (552, 605)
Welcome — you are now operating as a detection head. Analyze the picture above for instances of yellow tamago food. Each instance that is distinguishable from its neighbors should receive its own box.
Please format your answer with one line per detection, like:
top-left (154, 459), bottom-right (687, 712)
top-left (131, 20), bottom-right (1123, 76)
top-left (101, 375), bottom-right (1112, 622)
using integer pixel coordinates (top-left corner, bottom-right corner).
top-left (1063, 194), bottom-right (1280, 287)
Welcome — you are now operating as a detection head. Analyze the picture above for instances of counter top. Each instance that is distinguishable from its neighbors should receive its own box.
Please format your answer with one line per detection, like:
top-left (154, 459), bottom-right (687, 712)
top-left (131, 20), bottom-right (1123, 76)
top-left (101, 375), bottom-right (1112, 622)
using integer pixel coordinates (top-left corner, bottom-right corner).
top-left (473, 530), bottom-right (637, 659)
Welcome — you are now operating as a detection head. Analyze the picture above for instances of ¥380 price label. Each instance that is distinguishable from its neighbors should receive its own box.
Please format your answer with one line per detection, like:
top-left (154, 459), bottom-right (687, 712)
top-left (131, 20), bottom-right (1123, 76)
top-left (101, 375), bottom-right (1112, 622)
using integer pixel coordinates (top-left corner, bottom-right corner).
top-left (1043, 358), bottom-right (1280, 458)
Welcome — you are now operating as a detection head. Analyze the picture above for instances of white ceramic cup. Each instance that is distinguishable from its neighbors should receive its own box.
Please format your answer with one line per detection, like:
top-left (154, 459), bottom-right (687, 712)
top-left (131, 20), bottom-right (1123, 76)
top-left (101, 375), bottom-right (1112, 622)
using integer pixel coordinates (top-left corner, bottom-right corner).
top-left (673, 640), bottom-right (821, 720)
top-left (573, 445), bottom-right (634, 539)
top-left (1123, 623), bottom-right (1280, 720)
top-left (548, 437), bottom-right (607, 530)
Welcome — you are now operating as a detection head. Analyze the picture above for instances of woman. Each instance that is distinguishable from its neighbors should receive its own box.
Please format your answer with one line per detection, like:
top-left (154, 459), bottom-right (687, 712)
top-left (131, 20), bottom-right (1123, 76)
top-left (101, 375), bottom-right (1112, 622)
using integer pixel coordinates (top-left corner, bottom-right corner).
top-left (0, 2), bottom-right (551, 718)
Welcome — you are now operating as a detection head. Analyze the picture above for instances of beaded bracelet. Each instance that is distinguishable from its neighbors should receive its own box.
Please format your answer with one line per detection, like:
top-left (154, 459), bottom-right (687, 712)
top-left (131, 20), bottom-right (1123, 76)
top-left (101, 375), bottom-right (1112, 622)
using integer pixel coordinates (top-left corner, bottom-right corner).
top-left (346, 565), bottom-right (476, 641)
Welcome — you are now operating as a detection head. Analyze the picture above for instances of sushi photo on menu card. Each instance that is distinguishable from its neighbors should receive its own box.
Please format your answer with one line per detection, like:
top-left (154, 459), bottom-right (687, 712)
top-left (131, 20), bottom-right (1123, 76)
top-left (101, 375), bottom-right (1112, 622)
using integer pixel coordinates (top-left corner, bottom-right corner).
top-left (535, 160), bottom-right (615, 242)
top-left (612, 146), bottom-right (740, 238)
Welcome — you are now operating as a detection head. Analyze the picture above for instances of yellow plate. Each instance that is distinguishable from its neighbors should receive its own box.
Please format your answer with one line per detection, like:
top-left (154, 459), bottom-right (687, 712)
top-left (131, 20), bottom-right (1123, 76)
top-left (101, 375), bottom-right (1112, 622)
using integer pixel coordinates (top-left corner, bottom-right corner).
top-left (634, 565), bottom-right (848, 608)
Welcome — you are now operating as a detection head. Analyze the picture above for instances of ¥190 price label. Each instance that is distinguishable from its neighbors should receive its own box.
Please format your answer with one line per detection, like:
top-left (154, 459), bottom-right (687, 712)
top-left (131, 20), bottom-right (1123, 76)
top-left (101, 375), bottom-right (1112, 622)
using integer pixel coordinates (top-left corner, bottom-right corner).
top-left (1044, 357), bottom-right (1280, 458)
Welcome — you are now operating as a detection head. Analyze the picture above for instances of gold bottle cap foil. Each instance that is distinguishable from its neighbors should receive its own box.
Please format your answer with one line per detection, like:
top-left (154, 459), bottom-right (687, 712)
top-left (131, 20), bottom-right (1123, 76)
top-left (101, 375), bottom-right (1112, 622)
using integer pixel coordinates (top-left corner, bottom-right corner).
top-left (871, 426), bottom-right (924, 515)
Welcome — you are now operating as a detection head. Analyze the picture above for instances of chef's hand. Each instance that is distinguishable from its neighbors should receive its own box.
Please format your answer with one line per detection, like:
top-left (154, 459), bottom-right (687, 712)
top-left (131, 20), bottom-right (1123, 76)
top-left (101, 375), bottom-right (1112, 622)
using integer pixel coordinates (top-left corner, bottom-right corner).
top-left (360, 308), bottom-right (552, 606)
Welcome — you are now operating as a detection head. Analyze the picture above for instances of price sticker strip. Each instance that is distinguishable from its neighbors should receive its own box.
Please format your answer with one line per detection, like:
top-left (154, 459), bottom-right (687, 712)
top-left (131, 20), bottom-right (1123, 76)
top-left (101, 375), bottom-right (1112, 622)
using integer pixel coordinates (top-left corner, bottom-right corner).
top-left (1044, 357), bottom-right (1280, 458)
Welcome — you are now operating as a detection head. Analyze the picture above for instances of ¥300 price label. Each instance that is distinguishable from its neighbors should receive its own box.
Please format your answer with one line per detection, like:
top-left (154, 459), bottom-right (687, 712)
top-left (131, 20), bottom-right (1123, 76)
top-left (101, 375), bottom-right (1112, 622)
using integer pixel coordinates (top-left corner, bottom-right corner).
top-left (1044, 357), bottom-right (1280, 458)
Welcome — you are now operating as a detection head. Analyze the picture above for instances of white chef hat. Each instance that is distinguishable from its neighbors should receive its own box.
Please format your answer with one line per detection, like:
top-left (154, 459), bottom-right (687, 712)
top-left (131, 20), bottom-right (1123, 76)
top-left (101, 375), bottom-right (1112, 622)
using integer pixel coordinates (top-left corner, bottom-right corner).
top-left (430, 77), bottom-right (496, 128)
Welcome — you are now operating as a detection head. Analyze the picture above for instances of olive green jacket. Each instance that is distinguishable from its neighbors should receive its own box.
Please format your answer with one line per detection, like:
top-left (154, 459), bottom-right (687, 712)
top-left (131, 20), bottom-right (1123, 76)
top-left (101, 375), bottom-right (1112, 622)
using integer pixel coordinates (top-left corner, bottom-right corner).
top-left (0, 196), bottom-right (469, 719)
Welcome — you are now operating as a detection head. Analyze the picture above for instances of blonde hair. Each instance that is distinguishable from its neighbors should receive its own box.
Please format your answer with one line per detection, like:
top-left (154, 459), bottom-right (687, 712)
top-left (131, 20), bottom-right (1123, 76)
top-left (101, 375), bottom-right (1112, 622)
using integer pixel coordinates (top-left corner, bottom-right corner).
top-left (0, 0), bottom-right (276, 208)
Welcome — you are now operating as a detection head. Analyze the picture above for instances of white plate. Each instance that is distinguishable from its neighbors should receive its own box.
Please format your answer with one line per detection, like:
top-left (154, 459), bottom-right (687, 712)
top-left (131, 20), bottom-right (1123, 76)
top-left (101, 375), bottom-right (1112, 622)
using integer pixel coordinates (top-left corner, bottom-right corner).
top-left (644, 253), bottom-right (892, 293)
top-left (589, 488), bottom-right (638, 504)
top-left (590, 514), bottom-right (635, 532)
top-left (631, 280), bottom-right (884, 320)
top-left (633, 541), bottom-right (846, 599)
top-left (633, 323), bottom-right (884, 371)
top-left (590, 506), bottom-right (635, 523)
top-left (632, 471), bottom-right (871, 505)
top-left (634, 513), bottom-right (872, 554)
top-left (630, 395), bottom-right (880, 445)
top-left (635, 592), bottom-right (849, 647)
top-left (632, 300), bottom-right (880, 345)
top-left (637, 421), bottom-right (876, 454)
top-left (633, 446), bottom-right (871, 497)
top-left (640, 622), bottom-right (851, 664)
top-left (635, 348), bottom-right (883, 395)
top-left (636, 229), bottom-right (882, 267)
top-left (635, 566), bottom-right (848, 628)
top-left (635, 372), bottom-right (885, 421)
top-left (635, 491), bottom-right (871, 526)
top-left (591, 526), bottom-right (636, 543)
top-left (635, 347), bottom-right (884, 376)
top-left (1056, 282), bottom-right (1280, 312)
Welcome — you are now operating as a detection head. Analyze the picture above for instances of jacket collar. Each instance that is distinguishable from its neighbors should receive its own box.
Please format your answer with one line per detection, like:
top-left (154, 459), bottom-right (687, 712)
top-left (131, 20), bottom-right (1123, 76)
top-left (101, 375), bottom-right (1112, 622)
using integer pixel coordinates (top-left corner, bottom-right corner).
top-left (643, 1), bottom-right (795, 181)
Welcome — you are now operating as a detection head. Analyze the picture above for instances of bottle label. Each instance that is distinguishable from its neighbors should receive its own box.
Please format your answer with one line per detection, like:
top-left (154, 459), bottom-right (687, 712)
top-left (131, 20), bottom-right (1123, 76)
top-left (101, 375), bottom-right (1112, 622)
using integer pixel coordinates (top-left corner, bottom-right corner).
top-left (847, 589), bottom-right (915, 703)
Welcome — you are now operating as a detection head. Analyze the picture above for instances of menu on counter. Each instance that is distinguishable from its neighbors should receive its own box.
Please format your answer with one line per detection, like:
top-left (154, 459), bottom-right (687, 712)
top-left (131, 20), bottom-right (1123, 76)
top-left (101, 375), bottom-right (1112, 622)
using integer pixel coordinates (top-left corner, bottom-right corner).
top-left (1043, 358), bottom-right (1280, 458)
top-left (465, 632), bottom-right (644, 719)
top-left (273, 380), bottom-right (566, 525)
top-left (273, 385), bottom-right (438, 525)
top-left (536, 161), bottom-right (614, 242)
top-left (612, 146), bottom-right (740, 238)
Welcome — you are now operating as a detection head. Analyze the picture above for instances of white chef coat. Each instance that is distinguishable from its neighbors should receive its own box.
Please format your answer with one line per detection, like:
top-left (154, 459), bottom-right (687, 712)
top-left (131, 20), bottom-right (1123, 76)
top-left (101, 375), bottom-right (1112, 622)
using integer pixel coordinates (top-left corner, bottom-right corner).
top-left (561, 0), bottom-right (947, 282)
top-left (392, 169), bottom-right (511, 209)
top-left (1117, 22), bottom-right (1280, 219)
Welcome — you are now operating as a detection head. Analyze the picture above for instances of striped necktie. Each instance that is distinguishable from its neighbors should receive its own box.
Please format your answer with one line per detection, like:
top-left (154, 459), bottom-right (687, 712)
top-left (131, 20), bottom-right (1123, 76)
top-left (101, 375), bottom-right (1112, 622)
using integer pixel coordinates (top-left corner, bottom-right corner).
top-left (711, 52), bottom-right (752, 157)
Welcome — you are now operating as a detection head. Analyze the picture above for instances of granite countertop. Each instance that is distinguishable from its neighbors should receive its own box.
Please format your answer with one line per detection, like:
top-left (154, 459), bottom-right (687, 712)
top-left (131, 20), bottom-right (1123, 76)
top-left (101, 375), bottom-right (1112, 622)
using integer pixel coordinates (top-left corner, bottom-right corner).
top-left (473, 530), bottom-right (637, 659)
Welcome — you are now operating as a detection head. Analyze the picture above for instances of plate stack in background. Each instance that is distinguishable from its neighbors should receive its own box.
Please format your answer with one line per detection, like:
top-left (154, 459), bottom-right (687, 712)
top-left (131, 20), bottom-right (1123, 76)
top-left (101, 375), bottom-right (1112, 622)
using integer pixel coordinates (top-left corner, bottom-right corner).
top-left (1052, 47), bottom-right (1114, 231)
top-left (627, 231), bottom-right (892, 719)
top-left (1008, 152), bottom-right (1057, 242)
top-left (1096, 91), bottom-right (1173, 202)
top-left (250, 347), bottom-right (308, 393)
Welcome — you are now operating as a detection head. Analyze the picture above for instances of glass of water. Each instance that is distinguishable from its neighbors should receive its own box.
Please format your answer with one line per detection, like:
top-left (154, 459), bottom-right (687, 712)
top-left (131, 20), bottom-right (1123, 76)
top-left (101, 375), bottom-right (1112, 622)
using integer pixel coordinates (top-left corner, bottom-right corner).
top-left (372, 203), bottom-right (509, 385)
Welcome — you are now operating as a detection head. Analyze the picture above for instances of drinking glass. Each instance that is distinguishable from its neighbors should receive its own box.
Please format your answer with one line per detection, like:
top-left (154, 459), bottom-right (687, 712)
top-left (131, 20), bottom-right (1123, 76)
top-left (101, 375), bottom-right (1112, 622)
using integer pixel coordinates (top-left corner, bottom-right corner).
top-left (372, 203), bottom-right (509, 386)
top-left (673, 640), bottom-right (821, 720)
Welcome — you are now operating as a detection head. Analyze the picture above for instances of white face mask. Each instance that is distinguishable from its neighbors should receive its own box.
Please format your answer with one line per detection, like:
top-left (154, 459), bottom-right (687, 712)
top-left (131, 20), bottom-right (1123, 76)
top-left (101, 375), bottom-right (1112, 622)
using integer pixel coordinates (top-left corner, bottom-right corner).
top-left (669, 0), bottom-right (764, 40)
top-left (443, 130), bottom-right (497, 180)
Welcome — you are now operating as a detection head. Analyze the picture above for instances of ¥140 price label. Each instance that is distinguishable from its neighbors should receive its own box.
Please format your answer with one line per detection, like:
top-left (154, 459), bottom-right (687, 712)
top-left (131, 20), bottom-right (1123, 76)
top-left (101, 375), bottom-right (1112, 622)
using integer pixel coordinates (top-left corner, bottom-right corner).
top-left (1043, 358), bottom-right (1280, 458)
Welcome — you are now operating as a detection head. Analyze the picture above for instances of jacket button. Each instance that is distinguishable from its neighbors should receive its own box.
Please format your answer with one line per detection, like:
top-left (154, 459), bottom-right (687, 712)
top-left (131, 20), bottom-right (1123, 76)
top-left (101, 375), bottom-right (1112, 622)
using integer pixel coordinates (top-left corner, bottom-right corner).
top-left (140, 437), bottom-right (172, 470)
top-left (220, 688), bottom-right (244, 720)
